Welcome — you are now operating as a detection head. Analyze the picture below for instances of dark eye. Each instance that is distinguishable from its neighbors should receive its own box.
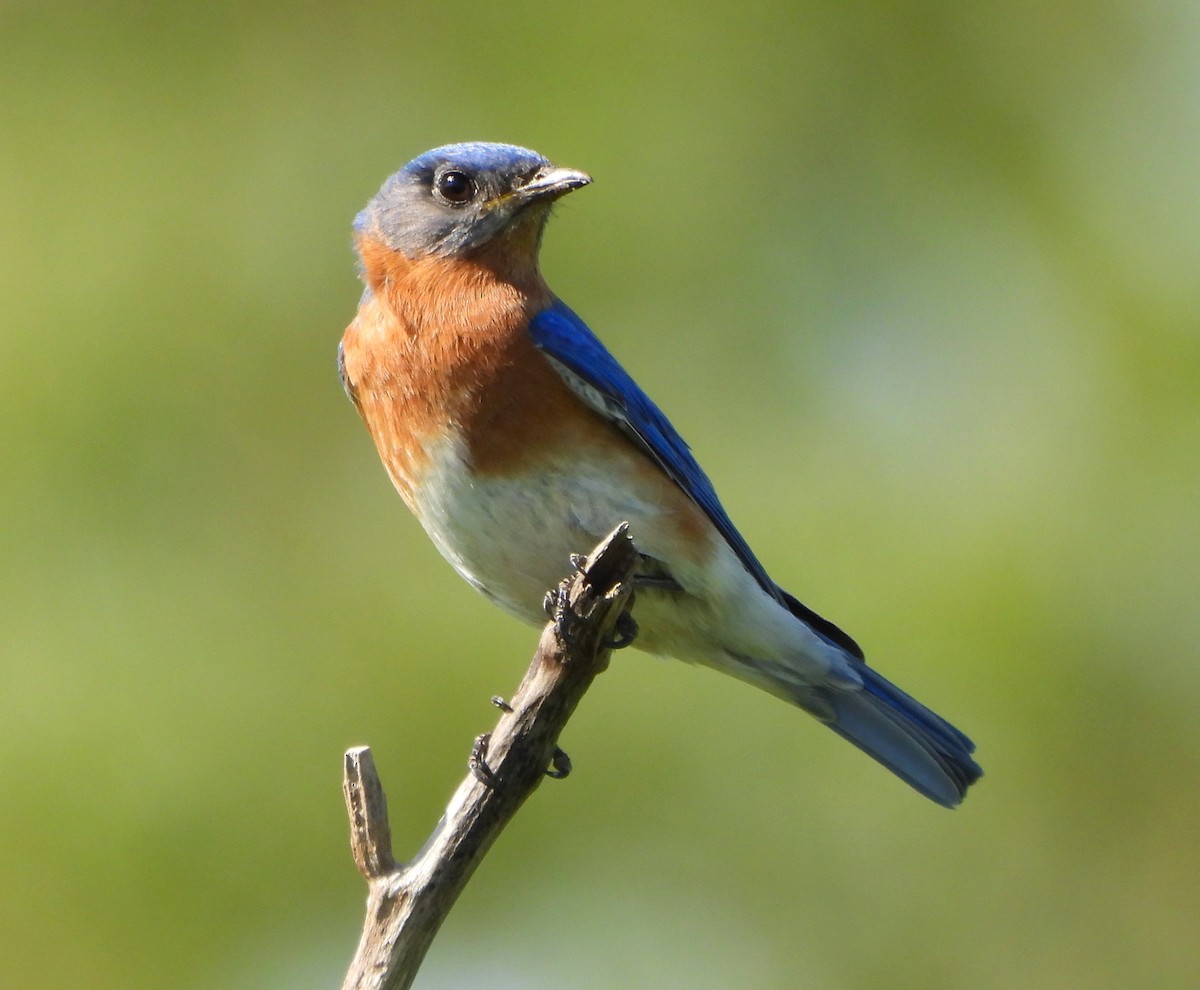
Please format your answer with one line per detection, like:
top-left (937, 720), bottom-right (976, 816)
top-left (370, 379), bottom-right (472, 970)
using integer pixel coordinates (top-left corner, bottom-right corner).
top-left (435, 169), bottom-right (476, 204)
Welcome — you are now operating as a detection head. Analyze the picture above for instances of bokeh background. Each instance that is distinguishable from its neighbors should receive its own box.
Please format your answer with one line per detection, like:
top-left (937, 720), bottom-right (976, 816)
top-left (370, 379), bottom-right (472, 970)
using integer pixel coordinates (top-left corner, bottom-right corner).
top-left (3, 2), bottom-right (1198, 988)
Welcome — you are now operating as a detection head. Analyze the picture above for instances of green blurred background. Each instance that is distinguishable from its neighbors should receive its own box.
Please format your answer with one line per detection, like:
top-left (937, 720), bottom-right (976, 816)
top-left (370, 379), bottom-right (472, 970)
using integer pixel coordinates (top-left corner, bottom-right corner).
top-left (3, 2), bottom-right (1198, 987)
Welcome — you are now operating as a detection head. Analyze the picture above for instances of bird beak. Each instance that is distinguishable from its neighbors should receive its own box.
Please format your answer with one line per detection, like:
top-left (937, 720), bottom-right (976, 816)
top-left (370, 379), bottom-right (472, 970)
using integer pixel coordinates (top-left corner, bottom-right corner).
top-left (514, 165), bottom-right (592, 204)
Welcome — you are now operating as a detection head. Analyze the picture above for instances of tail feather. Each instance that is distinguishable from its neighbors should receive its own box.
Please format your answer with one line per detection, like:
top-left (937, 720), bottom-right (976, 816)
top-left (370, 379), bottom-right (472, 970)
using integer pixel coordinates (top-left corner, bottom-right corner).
top-left (815, 664), bottom-right (982, 808)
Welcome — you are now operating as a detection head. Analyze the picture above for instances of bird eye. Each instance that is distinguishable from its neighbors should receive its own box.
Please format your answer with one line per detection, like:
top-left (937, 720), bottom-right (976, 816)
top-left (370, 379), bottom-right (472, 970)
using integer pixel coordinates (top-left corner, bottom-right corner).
top-left (435, 169), bottom-right (476, 204)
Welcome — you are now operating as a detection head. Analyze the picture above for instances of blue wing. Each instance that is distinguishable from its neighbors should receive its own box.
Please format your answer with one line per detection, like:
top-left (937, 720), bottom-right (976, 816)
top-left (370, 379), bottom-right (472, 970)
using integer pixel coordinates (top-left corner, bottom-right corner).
top-left (529, 298), bottom-right (773, 591)
top-left (528, 299), bottom-right (863, 659)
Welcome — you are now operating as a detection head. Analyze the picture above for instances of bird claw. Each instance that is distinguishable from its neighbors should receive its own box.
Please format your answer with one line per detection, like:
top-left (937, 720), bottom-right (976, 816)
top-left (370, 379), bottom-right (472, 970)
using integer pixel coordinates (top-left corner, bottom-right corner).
top-left (545, 573), bottom-right (588, 647)
top-left (469, 732), bottom-right (500, 789)
top-left (543, 576), bottom-right (572, 621)
top-left (544, 550), bottom-right (590, 621)
top-left (604, 610), bottom-right (638, 650)
top-left (491, 695), bottom-right (514, 713)
top-left (546, 550), bottom-right (637, 650)
top-left (545, 745), bottom-right (572, 779)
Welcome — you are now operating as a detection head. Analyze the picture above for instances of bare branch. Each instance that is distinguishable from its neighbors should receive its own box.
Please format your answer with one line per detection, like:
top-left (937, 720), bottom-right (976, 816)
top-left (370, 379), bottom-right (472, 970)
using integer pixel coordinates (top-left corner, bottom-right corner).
top-left (340, 523), bottom-right (641, 990)
top-left (343, 747), bottom-right (395, 880)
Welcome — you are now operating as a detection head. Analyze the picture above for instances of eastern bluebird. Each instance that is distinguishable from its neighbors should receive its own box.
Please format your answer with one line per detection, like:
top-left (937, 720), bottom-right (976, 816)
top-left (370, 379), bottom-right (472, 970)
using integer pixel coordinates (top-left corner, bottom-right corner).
top-left (339, 142), bottom-right (982, 807)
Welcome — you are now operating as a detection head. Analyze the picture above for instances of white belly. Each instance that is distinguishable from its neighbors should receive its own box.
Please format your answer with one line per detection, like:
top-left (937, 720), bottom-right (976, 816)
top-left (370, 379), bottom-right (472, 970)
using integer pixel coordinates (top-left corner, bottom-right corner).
top-left (407, 436), bottom-right (845, 689)
top-left (410, 436), bottom-right (657, 622)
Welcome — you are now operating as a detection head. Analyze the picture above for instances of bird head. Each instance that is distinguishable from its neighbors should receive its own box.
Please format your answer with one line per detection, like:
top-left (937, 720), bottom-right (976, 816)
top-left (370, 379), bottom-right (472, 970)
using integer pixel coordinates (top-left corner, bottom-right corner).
top-left (355, 142), bottom-right (591, 260)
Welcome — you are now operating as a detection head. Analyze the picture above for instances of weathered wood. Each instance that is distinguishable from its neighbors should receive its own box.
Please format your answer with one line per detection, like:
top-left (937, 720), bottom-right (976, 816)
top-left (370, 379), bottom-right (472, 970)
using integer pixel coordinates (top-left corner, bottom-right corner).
top-left (340, 523), bottom-right (640, 990)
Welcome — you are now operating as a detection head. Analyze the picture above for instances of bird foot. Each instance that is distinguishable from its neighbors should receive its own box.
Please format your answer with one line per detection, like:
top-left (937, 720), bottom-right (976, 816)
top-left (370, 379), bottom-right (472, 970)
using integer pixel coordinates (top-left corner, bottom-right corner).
top-left (604, 610), bottom-right (638, 650)
top-left (469, 732), bottom-right (500, 789)
top-left (545, 745), bottom-right (572, 779)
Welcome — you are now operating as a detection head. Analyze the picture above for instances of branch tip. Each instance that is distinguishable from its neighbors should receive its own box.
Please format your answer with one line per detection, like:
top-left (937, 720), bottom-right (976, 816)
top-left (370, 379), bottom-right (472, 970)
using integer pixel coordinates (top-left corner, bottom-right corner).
top-left (343, 746), bottom-right (397, 880)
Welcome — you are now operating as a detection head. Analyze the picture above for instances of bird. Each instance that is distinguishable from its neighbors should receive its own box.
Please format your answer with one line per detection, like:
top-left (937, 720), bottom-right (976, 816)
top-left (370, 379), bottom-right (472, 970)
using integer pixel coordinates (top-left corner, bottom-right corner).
top-left (338, 141), bottom-right (982, 807)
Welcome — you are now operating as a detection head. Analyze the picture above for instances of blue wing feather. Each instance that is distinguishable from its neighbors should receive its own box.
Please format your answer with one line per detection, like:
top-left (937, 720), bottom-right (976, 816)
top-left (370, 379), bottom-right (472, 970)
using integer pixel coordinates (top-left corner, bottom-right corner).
top-left (526, 302), bottom-right (985, 801)
top-left (529, 299), bottom-right (778, 594)
top-left (528, 299), bottom-right (864, 660)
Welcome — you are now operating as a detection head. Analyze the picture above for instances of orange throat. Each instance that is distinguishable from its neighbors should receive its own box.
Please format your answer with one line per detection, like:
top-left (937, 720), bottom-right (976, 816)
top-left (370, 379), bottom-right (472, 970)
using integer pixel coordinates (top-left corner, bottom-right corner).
top-left (339, 232), bottom-right (565, 504)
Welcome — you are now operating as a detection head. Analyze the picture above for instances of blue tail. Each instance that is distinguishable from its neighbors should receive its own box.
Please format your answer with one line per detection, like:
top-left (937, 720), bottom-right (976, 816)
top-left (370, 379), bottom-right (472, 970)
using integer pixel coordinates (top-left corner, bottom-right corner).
top-left (819, 664), bottom-right (982, 807)
top-left (777, 590), bottom-right (981, 806)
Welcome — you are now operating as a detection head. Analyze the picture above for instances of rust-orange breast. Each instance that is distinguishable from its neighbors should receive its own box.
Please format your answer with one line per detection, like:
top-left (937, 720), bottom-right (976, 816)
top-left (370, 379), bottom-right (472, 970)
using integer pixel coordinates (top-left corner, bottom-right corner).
top-left (339, 233), bottom-right (623, 507)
